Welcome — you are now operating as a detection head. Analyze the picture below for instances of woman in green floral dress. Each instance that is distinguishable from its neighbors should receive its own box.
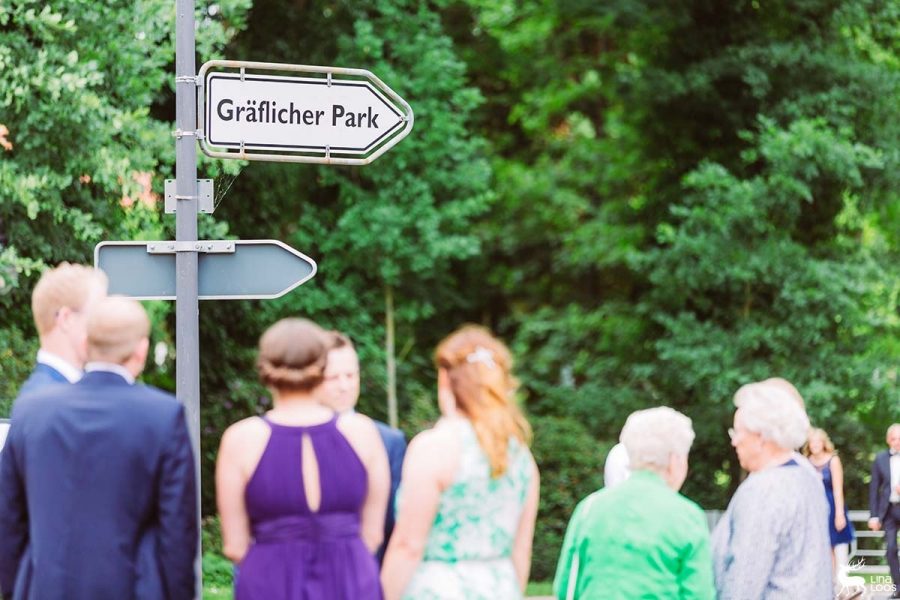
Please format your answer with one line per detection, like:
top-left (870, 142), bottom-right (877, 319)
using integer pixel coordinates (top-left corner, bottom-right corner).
top-left (381, 325), bottom-right (540, 600)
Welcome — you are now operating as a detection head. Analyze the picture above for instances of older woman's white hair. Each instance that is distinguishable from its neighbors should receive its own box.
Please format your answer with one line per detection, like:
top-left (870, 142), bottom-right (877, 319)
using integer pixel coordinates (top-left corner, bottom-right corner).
top-left (733, 382), bottom-right (810, 450)
top-left (620, 407), bottom-right (695, 470)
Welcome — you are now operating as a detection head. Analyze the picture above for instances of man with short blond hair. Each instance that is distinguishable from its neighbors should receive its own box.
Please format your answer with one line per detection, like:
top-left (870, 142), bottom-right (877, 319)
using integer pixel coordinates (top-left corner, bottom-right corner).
top-left (0, 297), bottom-right (197, 599)
top-left (19, 262), bottom-right (108, 396)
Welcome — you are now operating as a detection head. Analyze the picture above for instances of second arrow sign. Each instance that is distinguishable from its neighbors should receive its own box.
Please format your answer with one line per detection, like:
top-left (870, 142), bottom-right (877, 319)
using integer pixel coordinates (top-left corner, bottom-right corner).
top-left (95, 239), bottom-right (317, 300)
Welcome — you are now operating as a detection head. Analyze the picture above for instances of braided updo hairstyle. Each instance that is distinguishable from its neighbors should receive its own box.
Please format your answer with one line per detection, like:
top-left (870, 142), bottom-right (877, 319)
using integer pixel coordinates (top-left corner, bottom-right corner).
top-left (435, 324), bottom-right (532, 478)
top-left (257, 318), bottom-right (329, 393)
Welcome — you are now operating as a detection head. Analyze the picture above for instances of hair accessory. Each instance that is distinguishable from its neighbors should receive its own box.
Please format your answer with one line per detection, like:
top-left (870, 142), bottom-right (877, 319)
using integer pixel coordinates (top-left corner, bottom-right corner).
top-left (466, 346), bottom-right (496, 369)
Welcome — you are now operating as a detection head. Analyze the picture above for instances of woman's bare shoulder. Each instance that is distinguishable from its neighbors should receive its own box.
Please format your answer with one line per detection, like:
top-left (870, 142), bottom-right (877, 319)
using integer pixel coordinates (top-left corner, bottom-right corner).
top-left (407, 422), bottom-right (457, 453)
top-left (404, 420), bottom-right (461, 482)
top-left (221, 416), bottom-right (268, 446)
top-left (336, 411), bottom-right (381, 441)
top-left (335, 412), bottom-right (388, 467)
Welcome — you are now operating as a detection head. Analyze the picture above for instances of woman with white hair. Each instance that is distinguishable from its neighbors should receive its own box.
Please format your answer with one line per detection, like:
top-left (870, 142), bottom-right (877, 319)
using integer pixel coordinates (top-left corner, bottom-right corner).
top-left (711, 382), bottom-right (832, 598)
top-left (553, 407), bottom-right (714, 599)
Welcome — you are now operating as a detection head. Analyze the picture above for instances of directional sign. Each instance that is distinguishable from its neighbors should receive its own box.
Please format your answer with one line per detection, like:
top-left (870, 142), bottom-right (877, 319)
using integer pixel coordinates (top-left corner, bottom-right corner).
top-left (94, 240), bottom-right (316, 300)
top-left (199, 60), bottom-right (414, 165)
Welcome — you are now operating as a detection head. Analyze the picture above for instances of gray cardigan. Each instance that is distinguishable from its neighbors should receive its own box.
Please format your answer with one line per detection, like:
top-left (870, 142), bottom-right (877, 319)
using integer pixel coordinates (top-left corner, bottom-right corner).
top-left (711, 461), bottom-right (832, 599)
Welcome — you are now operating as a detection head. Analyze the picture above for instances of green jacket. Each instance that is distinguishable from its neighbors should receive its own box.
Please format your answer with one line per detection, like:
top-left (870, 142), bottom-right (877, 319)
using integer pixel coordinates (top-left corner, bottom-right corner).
top-left (553, 470), bottom-right (715, 600)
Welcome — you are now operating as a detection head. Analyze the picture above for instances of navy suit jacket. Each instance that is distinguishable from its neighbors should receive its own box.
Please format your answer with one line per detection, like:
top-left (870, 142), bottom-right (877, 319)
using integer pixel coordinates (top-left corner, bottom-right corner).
top-left (870, 450), bottom-right (897, 522)
top-left (0, 371), bottom-right (197, 600)
top-left (16, 363), bottom-right (70, 398)
top-left (374, 420), bottom-right (406, 562)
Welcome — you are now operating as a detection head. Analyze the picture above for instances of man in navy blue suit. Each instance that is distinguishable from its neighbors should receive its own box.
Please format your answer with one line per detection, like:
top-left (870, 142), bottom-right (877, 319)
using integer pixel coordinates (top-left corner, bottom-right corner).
top-left (0, 297), bottom-right (197, 599)
top-left (17, 262), bottom-right (108, 397)
top-left (869, 423), bottom-right (900, 599)
top-left (322, 331), bottom-right (407, 563)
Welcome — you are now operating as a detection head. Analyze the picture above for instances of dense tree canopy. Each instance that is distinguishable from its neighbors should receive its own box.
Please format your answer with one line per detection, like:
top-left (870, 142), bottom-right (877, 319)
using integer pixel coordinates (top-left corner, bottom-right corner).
top-left (0, 0), bottom-right (250, 414)
top-left (2, 0), bottom-right (898, 582)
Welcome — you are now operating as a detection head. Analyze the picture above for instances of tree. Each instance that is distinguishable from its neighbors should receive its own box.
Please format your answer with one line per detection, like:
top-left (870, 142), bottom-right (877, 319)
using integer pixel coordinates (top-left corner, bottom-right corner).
top-left (195, 0), bottom-right (493, 511)
top-left (0, 0), bottom-right (250, 413)
top-left (445, 0), bottom-right (900, 513)
top-left (629, 0), bottom-right (900, 507)
top-left (644, 119), bottom-right (897, 506)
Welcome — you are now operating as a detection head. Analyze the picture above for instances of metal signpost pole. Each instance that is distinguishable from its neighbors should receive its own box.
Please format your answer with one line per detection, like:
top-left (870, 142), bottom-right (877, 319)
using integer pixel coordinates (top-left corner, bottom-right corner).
top-left (175, 0), bottom-right (201, 596)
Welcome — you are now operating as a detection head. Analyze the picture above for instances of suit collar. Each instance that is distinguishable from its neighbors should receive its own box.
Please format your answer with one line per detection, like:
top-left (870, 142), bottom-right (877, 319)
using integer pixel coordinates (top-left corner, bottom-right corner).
top-left (79, 369), bottom-right (134, 387)
top-left (85, 362), bottom-right (135, 384)
top-left (877, 450), bottom-right (897, 466)
top-left (36, 349), bottom-right (82, 383)
top-left (32, 362), bottom-right (70, 384)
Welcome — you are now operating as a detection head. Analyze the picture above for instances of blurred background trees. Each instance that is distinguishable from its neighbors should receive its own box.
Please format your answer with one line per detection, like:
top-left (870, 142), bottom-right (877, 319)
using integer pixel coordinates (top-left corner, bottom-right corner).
top-left (2, 0), bottom-right (898, 580)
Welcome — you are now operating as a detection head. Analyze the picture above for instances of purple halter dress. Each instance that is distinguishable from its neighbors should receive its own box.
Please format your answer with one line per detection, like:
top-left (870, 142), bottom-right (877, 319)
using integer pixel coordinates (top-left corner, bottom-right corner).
top-left (235, 415), bottom-right (383, 600)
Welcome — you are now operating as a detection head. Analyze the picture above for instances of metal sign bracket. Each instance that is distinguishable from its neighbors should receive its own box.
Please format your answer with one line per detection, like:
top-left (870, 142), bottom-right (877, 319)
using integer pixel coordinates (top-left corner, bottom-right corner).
top-left (172, 128), bottom-right (205, 139)
top-left (146, 240), bottom-right (235, 254)
top-left (175, 75), bottom-right (200, 86)
top-left (164, 179), bottom-right (214, 214)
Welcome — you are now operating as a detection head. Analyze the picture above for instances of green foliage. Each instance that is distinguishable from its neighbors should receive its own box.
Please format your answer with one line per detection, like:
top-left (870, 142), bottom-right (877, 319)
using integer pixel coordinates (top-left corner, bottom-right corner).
top-left (450, 0), bottom-right (900, 511)
top-left (195, 0), bottom-right (494, 510)
top-left (628, 1), bottom-right (900, 505)
top-left (201, 552), bottom-right (232, 589)
top-left (202, 552), bottom-right (233, 600)
top-left (201, 516), bottom-right (232, 594)
top-left (201, 515), bottom-right (225, 557)
top-left (642, 117), bottom-right (897, 505)
top-left (530, 415), bottom-right (605, 582)
top-left (0, 0), bottom-right (250, 410)
top-left (0, 327), bottom-right (35, 417)
top-left (1, 0), bottom-right (898, 570)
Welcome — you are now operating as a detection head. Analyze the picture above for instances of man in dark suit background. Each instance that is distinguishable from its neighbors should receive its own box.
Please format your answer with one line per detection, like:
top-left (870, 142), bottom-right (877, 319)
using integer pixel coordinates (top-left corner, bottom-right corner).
top-left (322, 331), bottom-right (407, 563)
top-left (869, 423), bottom-right (900, 598)
top-left (17, 262), bottom-right (108, 397)
top-left (0, 297), bottom-right (197, 599)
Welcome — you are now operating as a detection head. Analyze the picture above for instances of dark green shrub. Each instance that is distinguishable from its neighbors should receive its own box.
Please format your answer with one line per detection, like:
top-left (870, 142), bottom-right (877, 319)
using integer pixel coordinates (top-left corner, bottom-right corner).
top-left (0, 327), bottom-right (36, 417)
top-left (202, 552), bottom-right (233, 589)
top-left (201, 516), bottom-right (232, 589)
top-left (529, 415), bottom-right (606, 581)
top-left (202, 515), bottom-right (224, 557)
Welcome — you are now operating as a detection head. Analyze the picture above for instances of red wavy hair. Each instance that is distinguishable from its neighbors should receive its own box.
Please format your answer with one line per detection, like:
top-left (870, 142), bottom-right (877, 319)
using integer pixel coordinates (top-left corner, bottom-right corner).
top-left (435, 325), bottom-right (532, 477)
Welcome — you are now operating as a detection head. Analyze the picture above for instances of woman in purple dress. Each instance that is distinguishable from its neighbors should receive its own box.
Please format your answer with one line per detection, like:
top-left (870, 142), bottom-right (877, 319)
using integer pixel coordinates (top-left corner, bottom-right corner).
top-left (216, 318), bottom-right (390, 599)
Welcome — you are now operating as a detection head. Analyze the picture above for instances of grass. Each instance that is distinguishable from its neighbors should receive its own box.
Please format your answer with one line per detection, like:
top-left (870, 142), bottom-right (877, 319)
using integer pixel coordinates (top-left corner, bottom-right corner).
top-left (202, 570), bottom-right (554, 599)
top-left (205, 583), bottom-right (555, 599)
top-left (526, 580), bottom-right (553, 595)
top-left (202, 552), bottom-right (233, 600)
top-left (203, 585), bottom-right (232, 600)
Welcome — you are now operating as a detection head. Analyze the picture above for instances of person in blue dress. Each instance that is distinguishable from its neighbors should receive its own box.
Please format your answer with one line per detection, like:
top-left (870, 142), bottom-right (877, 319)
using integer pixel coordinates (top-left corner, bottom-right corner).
top-left (804, 427), bottom-right (856, 589)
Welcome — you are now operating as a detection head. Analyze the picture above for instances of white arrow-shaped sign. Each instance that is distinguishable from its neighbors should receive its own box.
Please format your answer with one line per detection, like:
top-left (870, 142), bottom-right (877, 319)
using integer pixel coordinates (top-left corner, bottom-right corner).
top-left (199, 61), bottom-right (414, 165)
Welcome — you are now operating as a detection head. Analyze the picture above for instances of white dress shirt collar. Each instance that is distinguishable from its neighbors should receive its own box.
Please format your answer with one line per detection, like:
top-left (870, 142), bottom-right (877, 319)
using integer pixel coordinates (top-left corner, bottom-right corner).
top-left (36, 349), bottom-right (82, 383)
top-left (890, 452), bottom-right (900, 503)
top-left (84, 362), bottom-right (136, 385)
